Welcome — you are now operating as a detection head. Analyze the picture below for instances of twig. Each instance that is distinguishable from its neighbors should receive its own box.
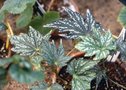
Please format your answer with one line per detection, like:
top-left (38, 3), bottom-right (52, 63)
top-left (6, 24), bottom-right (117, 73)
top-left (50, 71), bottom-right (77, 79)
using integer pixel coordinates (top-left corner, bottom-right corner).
top-left (6, 21), bottom-right (14, 57)
top-left (66, 48), bottom-right (75, 56)
top-left (108, 78), bottom-right (126, 89)
top-left (47, 0), bottom-right (55, 11)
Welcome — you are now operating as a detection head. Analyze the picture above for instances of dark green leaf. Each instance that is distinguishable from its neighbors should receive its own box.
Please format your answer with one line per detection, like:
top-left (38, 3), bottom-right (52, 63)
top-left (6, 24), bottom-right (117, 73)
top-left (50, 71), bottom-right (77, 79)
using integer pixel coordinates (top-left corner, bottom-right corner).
top-left (0, 67), bottom-right (8, 89)
top-left (30, 11), bottom-right (60, 35)
top-left (0, 0), bottom-right (35, 21)
top-left (118, 7), bottom-right (126, 27)
top-left (0, 23), bottom-right (7, 31)
top-left (75, 29), bottom-right (116, 60)
top-left (93, 66), bottom-right (108, 90)
top-left (0, 0), bottom-right (35, 14)
top-left (31, 82), bottom-right (48, 90)
top-left (50, 83), bottom-right (63, 90)
top-left (16, 4), bottom-right (33, 28)
top-left (31, 82), bottom-right (63, 90)
top-left (9, 62), bottom-right (44, 83)
top-left (42, 40), bottom-right (71, 67)
top-left (44, 8), bottom-right (102, 38)
top-left (10, 26), bottom-right (49, 56)
top-left (67, 59), bottom-right (97, 90)
top-left (0, 58), bottom-right (13, 66)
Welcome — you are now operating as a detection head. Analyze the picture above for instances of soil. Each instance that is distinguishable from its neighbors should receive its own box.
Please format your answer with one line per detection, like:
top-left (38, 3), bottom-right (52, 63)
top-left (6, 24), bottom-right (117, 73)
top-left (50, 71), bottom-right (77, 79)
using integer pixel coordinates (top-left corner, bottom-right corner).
top-left (0, 0), bottom-right (125, 90)
top-left (75, 0), bottom-right (123, 36)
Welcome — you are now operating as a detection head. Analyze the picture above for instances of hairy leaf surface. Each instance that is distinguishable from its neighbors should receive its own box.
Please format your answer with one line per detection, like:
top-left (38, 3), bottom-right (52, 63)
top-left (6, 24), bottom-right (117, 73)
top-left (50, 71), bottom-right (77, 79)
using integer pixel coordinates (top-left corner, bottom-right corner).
top-left (42, 40), bottom-right (71, 67)
top-left (10, 26), bottom-right (49, 56)
top-left (75, 29), bottom-right (116, 60)
top-left (67, 59), bottom-right (97, 90)
top-left (44, 8), bottom-right (102, 38)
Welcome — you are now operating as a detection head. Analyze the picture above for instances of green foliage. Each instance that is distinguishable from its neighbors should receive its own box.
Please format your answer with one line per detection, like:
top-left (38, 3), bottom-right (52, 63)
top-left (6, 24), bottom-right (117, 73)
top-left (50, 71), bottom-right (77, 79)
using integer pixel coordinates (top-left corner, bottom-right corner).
top-left (30, 11), bottom-right (60, 35)
top-left (116, 28), bottom-right (126, 61)
top-left (0, 55), bottom-right (44, 83)
top-left (67, 59), bottom-right (97, 90)
top-left (44, 8), bottom-right (102, 38)
top-left (93, 66), bottom-right (108, 90)
top-left (0, 23), bottom-right (7, 31)
top-left (75, 29), bottom-right (116, 60)
top-left (9, 64), bottom-right (44, 83)
top-left (0, 67), bottom-right (7, 89)
top-left (16, 4), bottom-right (33, 28)
top-left (10, 26), bottom-right (49, 56)
top-left (118, 7), bottom-right (126, 27)
top-left (42, 40), bottom-right (71, 67)
top-left (0, 0), bottom-right (35, 21)
top-left (30, 56), bottom-right (43, 70)
top-left (31, 82), bottom-right (63, 90)
top-left (0, 3), bottom-right (124, 89)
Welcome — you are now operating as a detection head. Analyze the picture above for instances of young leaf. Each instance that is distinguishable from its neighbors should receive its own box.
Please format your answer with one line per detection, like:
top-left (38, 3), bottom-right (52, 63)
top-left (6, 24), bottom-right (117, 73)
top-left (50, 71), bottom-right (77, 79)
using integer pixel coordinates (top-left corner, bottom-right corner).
top-left (31, 82), bottom-right (63, 90)
top-left (30, 11), bottom-right (60, 35)
top-left (42, 40), bottom-right (71, 67)
top-left (16, 4), bottom-right (33, 28)
top-left (67, 59), bottom-right (97, 90)
top-left (30, 55), bottom-right (43, 70)
top-left (118, 7), bottom-right (126, 27)
top-left (75, 29), bottom-right (116, 60)
top-left (10, 26), bottom-right (49, 56)
top-left (44, 8), bottom-right (101, 38)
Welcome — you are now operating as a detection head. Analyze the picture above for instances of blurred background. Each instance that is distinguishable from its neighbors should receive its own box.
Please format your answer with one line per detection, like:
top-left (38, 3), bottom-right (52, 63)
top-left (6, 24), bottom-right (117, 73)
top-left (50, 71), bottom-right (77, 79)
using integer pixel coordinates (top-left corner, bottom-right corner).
top-left (75, 0), bottom-right (123, 36)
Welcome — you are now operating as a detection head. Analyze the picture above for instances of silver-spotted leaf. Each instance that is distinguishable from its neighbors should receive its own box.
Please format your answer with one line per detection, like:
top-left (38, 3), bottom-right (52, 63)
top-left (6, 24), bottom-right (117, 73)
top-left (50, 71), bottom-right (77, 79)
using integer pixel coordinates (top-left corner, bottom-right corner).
top-left (93, 66), bottom-right (108, 90)
top-left (75, 29), bottom-right (116, 60)
top-left (42, 40), bottom-right (71, 67)
top-left (116, 28), bottom-right (126, 61)
top-left (30, 55), bottom-right (43, 70)
top-left (67, 59), bottom-right (97, 90)
top-left (44, 8), bottom-right (101, 39)
top-left (10, 26), bottom-right (49, 56)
